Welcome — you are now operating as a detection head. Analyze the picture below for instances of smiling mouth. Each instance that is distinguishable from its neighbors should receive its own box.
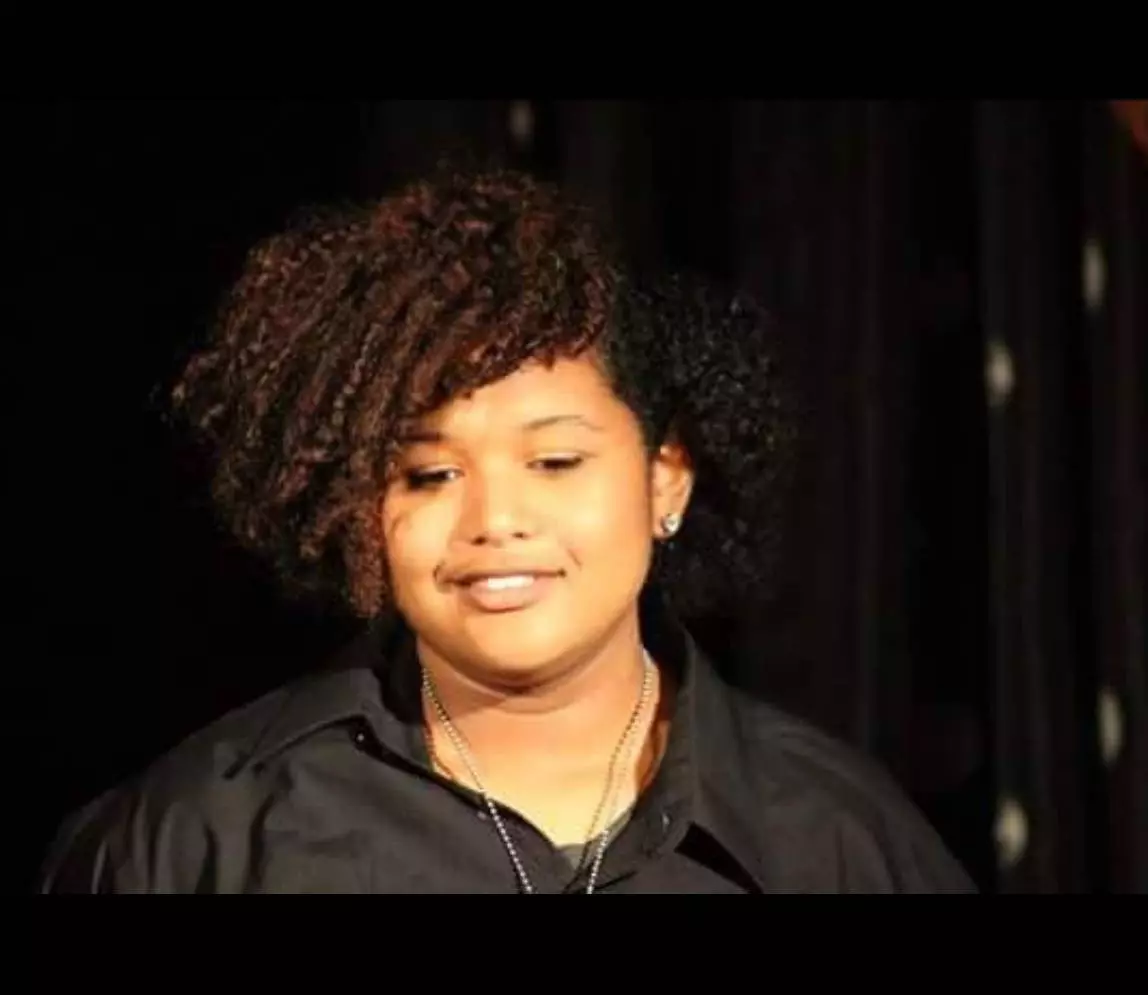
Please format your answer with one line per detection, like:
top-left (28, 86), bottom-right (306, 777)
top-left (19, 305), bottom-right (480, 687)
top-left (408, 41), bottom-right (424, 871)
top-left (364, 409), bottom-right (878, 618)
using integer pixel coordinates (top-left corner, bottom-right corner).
top-left (468, 574), bottom-right (539, 591)
top-left (454, 573), bottom-right (562, 612)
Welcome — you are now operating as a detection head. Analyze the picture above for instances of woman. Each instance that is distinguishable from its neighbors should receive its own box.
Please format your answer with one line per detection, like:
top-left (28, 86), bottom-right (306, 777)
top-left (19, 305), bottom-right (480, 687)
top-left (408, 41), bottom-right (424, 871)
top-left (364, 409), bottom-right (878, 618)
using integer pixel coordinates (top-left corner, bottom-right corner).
top-left (40, 166), bottom-right (975, 893)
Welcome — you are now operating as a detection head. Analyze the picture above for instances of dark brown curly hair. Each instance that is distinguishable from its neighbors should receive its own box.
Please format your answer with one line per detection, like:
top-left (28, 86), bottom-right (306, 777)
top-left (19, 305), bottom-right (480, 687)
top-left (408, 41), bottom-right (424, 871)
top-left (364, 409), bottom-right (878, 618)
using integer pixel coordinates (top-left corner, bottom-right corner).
top-left (171, 165), bottom-right (797, 621)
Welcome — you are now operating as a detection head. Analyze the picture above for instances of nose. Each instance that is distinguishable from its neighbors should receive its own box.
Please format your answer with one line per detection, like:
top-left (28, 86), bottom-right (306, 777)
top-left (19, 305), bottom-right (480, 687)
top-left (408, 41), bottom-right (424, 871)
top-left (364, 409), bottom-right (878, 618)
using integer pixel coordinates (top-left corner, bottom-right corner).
top-left (456, 467), bottom-right (534, 545)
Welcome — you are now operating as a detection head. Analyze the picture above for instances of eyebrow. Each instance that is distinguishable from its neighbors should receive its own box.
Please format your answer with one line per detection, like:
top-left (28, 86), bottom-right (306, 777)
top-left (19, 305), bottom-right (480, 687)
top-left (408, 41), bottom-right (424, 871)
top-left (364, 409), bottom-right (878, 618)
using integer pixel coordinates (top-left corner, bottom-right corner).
top-left (397, 414), bottom-right (605, 444)
top-left (523, 414), bottom-right (605, 433)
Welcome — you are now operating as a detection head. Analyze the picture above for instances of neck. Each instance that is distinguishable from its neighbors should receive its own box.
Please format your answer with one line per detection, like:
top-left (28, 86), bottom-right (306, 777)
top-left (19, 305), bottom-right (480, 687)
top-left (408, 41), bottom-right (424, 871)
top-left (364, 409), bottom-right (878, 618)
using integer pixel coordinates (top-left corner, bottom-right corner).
top-left (417, 616), bottom-right (655, 778)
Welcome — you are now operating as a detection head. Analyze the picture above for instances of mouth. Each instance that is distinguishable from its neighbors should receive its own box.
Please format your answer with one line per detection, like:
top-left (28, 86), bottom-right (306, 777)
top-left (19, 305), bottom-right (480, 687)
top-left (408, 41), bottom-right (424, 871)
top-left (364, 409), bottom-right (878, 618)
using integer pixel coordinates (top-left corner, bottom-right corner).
top-left (453, 571), bottom-right (563, 613)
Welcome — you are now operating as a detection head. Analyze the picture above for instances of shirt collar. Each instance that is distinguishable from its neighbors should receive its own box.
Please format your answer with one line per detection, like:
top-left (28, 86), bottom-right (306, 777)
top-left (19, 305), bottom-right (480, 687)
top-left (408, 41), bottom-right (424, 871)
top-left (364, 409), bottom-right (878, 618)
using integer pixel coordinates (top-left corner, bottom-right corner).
top-left (632, 593), bottom-right (774, 890)
top-left (231, 612), bottom-right (414, 774)
top-left (235, 594), bottom-right (769, 890)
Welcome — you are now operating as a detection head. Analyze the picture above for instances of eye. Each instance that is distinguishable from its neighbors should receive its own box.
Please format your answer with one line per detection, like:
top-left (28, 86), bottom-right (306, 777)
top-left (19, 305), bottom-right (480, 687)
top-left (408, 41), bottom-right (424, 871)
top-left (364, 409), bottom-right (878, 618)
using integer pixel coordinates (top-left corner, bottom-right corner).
top-left (530, 455), bottom-right (585, 473)
top-left (404, 467), bottom-right (460, 491)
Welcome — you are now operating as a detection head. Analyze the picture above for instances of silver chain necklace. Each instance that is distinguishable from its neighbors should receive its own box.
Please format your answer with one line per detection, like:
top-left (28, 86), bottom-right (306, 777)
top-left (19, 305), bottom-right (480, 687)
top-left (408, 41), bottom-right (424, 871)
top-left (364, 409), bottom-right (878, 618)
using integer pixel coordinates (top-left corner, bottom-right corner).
top-left (421, 652), bottom-right (655, 895)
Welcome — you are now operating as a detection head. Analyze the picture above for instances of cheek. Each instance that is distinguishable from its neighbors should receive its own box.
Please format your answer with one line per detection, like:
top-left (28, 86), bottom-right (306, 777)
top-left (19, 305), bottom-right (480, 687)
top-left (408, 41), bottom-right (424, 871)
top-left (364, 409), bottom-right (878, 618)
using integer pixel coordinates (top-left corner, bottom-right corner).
top-left (380, 499), bottom-right (456, 594)
top-left (560, 462), bottom-right (652, 556)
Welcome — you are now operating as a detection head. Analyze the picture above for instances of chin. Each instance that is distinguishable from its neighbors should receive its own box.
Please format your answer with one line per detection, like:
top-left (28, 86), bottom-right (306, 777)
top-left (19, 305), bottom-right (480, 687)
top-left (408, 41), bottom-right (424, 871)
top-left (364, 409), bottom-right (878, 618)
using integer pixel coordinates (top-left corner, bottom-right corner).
top-left (455, 616), bottom-right (581, 683)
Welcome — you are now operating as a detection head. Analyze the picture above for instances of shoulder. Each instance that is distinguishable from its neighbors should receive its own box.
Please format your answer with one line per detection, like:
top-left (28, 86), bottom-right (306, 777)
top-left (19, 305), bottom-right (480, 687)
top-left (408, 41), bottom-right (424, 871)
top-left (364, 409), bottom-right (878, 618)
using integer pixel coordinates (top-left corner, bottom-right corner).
top-left (38, 680), bottom-right (298, 894)
top-left (704, 679), bottom-right (977, 893)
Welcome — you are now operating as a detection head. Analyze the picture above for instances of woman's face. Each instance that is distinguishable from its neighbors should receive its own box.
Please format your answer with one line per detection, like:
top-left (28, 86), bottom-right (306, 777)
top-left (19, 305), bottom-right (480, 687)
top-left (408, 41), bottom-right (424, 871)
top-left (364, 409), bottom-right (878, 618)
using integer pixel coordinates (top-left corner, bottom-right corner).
top-left (380, 354), bottom-right (693, 684)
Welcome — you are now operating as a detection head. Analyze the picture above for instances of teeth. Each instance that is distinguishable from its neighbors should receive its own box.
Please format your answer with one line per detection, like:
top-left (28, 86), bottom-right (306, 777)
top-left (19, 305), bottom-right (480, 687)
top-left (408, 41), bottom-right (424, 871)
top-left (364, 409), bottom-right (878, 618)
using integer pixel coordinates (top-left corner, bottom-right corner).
top-left (473, 575), bottom-right (536, 591)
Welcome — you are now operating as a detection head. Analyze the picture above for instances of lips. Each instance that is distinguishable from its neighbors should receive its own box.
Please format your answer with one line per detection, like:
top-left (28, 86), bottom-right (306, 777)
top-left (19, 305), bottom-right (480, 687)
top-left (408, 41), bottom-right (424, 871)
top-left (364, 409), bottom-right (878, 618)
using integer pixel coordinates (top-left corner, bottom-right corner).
top-left (452, 570), bottom-right (563, 613)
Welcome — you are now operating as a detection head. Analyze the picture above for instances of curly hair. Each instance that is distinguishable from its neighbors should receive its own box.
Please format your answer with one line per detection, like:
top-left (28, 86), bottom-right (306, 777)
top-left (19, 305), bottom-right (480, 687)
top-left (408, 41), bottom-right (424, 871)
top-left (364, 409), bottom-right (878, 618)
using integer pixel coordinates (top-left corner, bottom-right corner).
top-left (171, 165), bottom-right (797, 621)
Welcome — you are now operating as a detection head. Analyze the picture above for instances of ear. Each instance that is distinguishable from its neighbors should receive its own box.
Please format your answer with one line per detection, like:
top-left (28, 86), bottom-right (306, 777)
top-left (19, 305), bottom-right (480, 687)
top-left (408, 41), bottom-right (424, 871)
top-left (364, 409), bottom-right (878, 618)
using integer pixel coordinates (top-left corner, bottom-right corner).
top-left (649, 437), bottom-right (695, 540)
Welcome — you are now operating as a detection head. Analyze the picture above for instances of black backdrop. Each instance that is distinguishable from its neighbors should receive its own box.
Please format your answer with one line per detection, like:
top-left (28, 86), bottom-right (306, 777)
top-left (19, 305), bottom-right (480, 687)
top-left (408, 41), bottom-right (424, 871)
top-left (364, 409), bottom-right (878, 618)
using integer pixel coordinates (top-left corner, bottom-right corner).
top-left (10, 99), bottom-right (1145, 894)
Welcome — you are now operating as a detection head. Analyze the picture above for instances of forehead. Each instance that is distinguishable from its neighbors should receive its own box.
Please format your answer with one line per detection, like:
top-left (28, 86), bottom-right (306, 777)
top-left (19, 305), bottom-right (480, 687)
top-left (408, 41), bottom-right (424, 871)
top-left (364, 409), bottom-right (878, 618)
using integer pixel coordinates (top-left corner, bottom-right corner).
top-left (414, 355), bottom-right (626, 435)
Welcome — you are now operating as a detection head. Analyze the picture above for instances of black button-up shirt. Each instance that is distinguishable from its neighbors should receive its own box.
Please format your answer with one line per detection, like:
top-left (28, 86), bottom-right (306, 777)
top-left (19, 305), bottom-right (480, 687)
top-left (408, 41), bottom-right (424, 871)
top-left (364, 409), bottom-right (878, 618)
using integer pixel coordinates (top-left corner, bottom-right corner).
top-left (39, 605), bottom-right (976, 894)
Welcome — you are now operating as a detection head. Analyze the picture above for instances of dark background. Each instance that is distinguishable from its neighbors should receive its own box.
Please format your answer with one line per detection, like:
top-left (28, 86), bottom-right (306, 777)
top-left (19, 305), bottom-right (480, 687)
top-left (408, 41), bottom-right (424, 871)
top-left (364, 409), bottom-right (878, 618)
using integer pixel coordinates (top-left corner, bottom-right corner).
top-left (9, 99), bottom-right (1146, 894)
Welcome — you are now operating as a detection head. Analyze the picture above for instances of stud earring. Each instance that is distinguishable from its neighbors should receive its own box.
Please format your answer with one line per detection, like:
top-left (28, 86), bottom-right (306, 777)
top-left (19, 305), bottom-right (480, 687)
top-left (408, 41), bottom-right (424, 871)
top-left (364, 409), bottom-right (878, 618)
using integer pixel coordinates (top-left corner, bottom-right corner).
top-left (660, 512), bottom-right (682, 538)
